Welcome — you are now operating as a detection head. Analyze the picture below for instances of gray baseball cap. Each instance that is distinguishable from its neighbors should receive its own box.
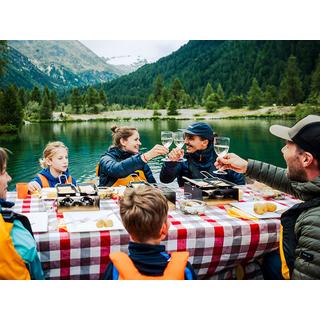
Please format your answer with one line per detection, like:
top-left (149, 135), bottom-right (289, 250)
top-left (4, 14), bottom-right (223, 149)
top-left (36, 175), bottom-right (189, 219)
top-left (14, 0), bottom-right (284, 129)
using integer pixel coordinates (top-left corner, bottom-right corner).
top-left (270, 115), bottom-right (320, 157)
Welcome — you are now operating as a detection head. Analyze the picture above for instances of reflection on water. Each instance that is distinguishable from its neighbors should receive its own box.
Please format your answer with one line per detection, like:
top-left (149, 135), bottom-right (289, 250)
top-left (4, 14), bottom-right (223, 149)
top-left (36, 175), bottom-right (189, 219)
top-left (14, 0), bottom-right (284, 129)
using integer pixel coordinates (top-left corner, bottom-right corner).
top-left (0, 118), bottom-right (294, 191)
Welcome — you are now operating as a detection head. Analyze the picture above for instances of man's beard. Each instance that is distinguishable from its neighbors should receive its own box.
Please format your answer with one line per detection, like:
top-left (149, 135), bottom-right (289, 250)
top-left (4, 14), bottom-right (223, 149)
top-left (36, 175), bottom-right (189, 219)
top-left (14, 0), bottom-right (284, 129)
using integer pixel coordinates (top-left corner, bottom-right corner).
top-left (287, 165), bottom-right (308, 182)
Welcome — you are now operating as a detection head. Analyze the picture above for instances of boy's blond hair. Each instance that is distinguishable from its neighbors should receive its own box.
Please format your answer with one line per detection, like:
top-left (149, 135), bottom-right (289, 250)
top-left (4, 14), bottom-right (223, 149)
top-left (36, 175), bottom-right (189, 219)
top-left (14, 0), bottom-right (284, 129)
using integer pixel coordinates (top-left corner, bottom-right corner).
top-left (119, 186), bottom-right (168, 242)
top-left (39, 141), bottom-right (68, 169)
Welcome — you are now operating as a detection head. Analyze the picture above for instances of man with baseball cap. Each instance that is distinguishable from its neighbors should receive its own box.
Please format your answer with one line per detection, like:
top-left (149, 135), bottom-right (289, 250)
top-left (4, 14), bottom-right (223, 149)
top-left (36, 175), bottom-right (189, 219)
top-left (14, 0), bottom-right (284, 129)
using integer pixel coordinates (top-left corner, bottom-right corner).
top-left (160, 122), bottom-right (245, 187)
top-left (214, 115), bottom-right (320, 279)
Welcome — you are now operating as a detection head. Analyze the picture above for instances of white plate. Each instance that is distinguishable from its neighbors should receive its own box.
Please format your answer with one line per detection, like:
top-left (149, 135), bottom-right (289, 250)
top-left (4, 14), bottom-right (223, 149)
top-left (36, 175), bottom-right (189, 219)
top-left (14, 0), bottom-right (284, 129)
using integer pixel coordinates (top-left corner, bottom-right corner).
top-left (231, 201), bottom-right (289, 219)
top-left (63, 210), bottom-right (125, 233)
top-left (23, 212), bottom-right (48, 233)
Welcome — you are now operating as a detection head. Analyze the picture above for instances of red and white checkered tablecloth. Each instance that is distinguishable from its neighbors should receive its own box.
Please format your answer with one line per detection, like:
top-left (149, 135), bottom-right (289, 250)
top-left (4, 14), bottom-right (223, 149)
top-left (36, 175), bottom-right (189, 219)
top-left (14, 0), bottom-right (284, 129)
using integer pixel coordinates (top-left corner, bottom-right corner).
top-left (6, 188), bottom-right (301, 280)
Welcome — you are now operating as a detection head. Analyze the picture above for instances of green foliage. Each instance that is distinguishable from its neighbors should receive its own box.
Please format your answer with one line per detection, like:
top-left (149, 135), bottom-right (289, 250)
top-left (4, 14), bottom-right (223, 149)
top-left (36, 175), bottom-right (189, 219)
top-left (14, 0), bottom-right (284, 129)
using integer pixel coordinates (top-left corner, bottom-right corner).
top-left (216, 83), bottom-right (225, 106)
top-left (205, 92), bottom-right (220, 113)
top-left (152, 102), bottom-right (161, 116)
top-left (70, 88), bottom-right (82, 114)
top-left (308, 54), bottom-right (320, 105)
top-left (263, 85), bottom-right (278, 105)
top-left (86, 86), bottom-right (99, 113)
top-left (98, 88), bottom-right (107, 106)
top-left (247, 78), bottom-right (263, 110)
top-left (24, 101), bottom-right (40, 120)
top-left (202, 82), bottom-right (214, 103)
top-left (50, 90), bottom-right (58, 111)
top-left (0, 40), bottom-right (8, 77)
top-left (103, 41), bottom-right (320, 107)
top-left (295, 103), bottom-right (320, 120)
top-left (167, 99), bottom-right (179, 115)
top-left (227, 94), bottom-right (245, 109)
top-left (0, 85), bottom-right (24, 127)
top-left (40, 92), bottom-right (52, 119)
top-left (18, 87), bottom-right (27, 107)
top-left (279, 55), bottom-right (304, 105)
top-left (153, 75), bottom-right (164, 103)
top-left (0, 124), bottom-right (18, 133)
top-left (30, 86), bottom-right (42, 103)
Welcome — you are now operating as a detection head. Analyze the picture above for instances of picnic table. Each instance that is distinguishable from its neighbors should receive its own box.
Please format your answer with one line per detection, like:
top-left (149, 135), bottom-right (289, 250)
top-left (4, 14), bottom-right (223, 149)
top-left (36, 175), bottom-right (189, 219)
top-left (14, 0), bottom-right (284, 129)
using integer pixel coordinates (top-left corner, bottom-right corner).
top-left (6, 185), bottom-right (301, 280)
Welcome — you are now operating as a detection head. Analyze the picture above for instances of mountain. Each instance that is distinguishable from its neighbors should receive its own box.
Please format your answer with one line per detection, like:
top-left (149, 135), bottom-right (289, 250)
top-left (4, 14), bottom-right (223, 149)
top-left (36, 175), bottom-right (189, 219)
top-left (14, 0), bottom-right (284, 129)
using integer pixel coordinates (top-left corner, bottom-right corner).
top-left (1, 40), bottom-right (122, 90)
top-left (103, 55), bottom-right (148, 74)
top-left (0, 46), bottom-right (58, 89)
top-left (102, 40), bottom-right (320, 106)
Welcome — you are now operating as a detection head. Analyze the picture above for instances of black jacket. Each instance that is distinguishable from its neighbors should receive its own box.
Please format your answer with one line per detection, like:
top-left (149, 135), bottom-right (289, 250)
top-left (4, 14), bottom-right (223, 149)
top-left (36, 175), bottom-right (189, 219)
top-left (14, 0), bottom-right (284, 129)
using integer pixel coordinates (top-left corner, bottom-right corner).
top-left (98, 147), bottom-right (156, 187)
top-left (159, 144), bottom-right (245, 187)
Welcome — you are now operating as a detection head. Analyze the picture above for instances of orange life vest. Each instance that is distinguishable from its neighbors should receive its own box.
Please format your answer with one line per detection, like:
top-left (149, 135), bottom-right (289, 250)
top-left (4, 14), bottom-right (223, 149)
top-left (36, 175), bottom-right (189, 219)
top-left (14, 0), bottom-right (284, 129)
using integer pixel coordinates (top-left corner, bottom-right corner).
top-left (37, 174), bottom-right (72, 188)
top-left (109, 251), bottom-right (189, 280)
top-left (96, 162), bottom-right (147, 187)
top-left (0, 214), bottom-right (31, 280)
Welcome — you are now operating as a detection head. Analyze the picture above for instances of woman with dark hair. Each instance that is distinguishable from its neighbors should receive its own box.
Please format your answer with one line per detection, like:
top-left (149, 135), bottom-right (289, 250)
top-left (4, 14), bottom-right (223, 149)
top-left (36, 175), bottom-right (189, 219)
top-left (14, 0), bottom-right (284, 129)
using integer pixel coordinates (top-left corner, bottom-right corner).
top-left (98, 126), bottom-right (168, 187)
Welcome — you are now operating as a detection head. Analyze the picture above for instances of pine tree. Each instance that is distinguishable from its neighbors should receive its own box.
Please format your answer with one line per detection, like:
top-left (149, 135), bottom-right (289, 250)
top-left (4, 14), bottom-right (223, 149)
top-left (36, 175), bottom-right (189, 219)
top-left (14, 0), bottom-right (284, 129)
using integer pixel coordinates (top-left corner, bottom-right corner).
top-left (50, 90), bottom-right (58, 111)
top-left (170, 78), bottom-right (184, 104)
top-left (153, 75), bottom-right (164, 103)
top-left (0, 40), bottom-right (8, 77)
top-left (0, 85), bottom-right (24, 126)
top-left (247, 78), bottom-right (263, 110)
top-left (99, 88), bottom-right (107, 106)
top-left (279, 55), bottom-right (304, 105)
top-left (205, 93), bottom-right (220, 113)
top-left (263, 85), bottom-right (278, 106)
top-left (70, 88), bottom-right (82, 114)
top-left (227, 94), bottom-right (245, 109)
top-left (86, 86), bottom-right (99, 113)
top-left (202, 83), bottom-right (214, 103)
top-left (308, 54), bottom-right (320, 105)
top-left (216, 83), bottom-right (225, 106)
top-left (40, 93), bottom-right (52, 120)
top-left (30, 86), bottom-right (42, 104)
top-left (167, 99), bottom-right (179, 116)
top-left (18, 87), bottom-right (27, 107)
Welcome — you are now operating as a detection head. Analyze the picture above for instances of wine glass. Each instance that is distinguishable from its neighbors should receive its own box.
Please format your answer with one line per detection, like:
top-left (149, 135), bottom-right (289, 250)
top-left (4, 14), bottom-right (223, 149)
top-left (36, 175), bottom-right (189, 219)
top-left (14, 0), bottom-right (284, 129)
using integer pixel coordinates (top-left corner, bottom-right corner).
top-left (213, 136), bottom-right (230, 174)
top-left (161, 131), bottom-right (173, 161)
top-left (173, 131), bottom-right (187, 162)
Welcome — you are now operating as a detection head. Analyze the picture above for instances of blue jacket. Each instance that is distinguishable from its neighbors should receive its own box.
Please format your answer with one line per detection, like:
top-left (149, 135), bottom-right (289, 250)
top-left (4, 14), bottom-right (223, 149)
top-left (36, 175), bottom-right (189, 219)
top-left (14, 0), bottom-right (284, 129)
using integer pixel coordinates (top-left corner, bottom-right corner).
top-left (31, 168), bottom-right (76, 188)
top-left (0, 199), bottom-right (45, 280)
top-left (160, 144), bottom-right (245, 187)
top-left (98, 147), bottom-right (156, 187)
top-left (103, 241), bottom-right (197, 280)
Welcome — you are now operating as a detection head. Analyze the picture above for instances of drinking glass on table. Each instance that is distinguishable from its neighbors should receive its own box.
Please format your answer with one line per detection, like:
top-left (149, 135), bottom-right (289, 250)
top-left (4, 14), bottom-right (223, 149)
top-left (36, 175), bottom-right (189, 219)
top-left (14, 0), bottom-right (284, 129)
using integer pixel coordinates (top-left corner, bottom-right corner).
top-left (213, 136), bottom-right (230, 174)
top-left (172, 131), bottom-right (187, 162)
top-left (161, 131), bottom-right (173, 161)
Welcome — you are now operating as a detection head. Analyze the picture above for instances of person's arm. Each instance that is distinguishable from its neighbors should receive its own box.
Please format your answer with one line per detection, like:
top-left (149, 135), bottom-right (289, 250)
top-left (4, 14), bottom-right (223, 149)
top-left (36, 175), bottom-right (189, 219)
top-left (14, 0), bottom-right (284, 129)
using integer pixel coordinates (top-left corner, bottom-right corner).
top-left (143, 164), bottom-right (156, 184)
top-left (160, 161), bottom-right (183, 184)
top-left (28, 175), bottom-right (42, 192)
top-left (100, 154), bottom-right (146, 179)
top-left (184, 262), bottom-right (197, 280)
top-left (10, 220), bottom-right (45, 280)
top-left (246, 159), bottom-right (302, 198)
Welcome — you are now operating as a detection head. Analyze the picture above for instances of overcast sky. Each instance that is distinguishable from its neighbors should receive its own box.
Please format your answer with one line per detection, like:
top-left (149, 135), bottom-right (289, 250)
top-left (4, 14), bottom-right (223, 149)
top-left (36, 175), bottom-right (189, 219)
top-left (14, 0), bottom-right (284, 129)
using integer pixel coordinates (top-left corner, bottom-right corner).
top-left (80, 40), bottom-right (188, 64)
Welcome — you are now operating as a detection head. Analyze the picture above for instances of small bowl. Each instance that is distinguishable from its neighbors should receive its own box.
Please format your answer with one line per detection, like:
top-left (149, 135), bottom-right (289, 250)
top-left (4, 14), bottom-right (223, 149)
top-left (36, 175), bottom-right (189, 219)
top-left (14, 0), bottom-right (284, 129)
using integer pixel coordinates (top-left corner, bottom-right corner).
top-left (179, 199), bottom-right (207, 215)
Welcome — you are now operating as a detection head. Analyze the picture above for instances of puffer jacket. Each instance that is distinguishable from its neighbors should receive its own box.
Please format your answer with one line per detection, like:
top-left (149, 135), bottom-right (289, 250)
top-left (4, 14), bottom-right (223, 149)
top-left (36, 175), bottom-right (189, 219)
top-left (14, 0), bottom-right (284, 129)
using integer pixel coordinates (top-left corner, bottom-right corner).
top-left (98, 147), bottom-right (156, 187)
top-left (247, 159), bottom-right (320, 279)
top-left (160, 144), bottom-right (245, 187)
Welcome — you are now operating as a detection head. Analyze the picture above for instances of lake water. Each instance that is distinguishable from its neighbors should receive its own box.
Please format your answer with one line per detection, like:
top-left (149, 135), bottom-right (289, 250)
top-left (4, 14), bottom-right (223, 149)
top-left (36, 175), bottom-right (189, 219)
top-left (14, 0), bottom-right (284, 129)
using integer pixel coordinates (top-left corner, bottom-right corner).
top-left (0, 118), bottom-right (295, 191)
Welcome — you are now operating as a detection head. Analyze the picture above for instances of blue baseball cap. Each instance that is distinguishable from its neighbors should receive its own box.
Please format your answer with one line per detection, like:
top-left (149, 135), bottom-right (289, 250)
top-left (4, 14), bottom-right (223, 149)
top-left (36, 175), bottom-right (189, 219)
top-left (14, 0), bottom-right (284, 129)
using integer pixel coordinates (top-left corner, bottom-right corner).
top-left (181, 122), bottom-right (215, 141)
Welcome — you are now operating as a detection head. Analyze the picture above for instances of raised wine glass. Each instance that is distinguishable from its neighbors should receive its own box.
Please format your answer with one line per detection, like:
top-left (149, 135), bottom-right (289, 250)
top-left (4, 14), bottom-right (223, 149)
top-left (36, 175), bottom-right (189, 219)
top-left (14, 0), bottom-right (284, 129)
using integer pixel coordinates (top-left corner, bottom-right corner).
top-left (213, 136), bottom-right (230, 174)
top-left (161, 131), bottom-right (173, 161)
top-left (173, 131), bottom-right (187, 162)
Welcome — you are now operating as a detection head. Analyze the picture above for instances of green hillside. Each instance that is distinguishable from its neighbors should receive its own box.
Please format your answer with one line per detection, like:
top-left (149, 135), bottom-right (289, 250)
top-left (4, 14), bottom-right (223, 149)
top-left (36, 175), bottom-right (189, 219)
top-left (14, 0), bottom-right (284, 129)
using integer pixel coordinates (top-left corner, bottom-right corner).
top-left (102, 40), bottom-right (320, 106)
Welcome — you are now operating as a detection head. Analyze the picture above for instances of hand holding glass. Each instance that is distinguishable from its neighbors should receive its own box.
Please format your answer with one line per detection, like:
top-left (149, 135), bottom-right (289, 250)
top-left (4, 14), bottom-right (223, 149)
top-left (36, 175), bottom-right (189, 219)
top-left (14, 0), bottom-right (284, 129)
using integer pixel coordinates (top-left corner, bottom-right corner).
top-left (161, 131), bottom-right (173, 161)
top-left (173, 131), bottom-right (187, 162)
top-left (213, 136), bottom-right (230, 174)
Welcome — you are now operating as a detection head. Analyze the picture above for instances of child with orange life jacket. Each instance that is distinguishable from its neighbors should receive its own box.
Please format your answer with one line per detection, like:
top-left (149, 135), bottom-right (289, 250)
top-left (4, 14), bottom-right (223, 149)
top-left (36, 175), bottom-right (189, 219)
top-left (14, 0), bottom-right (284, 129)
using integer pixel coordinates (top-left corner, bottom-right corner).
top-left (28, 141), bottom-right (76, 192)
top-left (98, 126), bottom-right (168, 187)
top-left (103, 185), bottom-right (197, 280)
top-left (0, 147), bottom-right (44, 280)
